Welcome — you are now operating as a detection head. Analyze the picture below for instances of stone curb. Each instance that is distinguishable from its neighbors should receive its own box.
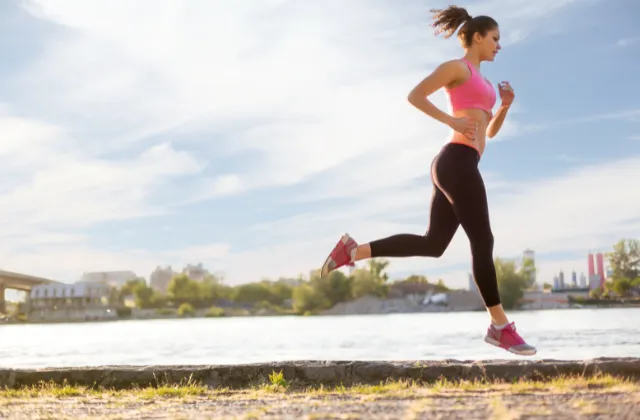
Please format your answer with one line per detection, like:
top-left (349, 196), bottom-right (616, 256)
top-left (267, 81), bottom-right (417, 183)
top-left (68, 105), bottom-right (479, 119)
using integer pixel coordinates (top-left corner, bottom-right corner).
top-left (0, 358), bottom-right (639, 390)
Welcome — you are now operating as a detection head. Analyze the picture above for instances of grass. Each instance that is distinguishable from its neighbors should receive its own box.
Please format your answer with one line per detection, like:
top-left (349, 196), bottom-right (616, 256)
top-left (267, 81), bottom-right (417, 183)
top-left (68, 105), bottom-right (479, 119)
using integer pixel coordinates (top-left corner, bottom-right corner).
top-left (0, 372), bottom-right (636, 400)
top-left (0, 373), bottom-right (637, 420)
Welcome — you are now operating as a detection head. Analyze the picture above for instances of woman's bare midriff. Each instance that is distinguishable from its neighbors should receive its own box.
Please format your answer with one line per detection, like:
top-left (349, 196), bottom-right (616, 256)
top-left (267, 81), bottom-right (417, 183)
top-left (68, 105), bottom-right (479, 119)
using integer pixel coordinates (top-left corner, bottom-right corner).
top-left (449, 108), bottom-right (491, 157)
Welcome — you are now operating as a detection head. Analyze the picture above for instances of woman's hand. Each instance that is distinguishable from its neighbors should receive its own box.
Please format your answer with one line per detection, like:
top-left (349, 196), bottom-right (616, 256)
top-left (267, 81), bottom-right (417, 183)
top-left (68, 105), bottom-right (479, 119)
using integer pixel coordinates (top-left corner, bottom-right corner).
top-left (498, 81), bottom-right (515, 106)
top-left (449, 116), bottom-right (478, 140)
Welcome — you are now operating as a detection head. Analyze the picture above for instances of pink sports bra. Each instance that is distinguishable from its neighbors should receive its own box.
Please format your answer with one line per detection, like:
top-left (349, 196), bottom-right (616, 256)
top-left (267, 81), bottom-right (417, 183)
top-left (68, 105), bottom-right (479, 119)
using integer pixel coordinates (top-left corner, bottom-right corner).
top-left (445, 58), bottom-right (496, 114)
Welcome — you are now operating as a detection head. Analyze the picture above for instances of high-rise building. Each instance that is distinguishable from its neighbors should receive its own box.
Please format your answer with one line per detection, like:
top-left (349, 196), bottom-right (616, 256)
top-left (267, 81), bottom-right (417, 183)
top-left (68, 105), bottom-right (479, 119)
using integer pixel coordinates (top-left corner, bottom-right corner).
top-left (579, 272), bottom-right (587, 288)
top-left (553, 276), bottom-right (559, 290)
top-left (559, 269), bottom-right (565, 289)
top-left (596, 253), bottom-right (605, 288)
top-left (588, 253), bottom-right (595, 278)
top-left (571, 270), bottom-right (577, 287)
top-left (182, 263), bottom-right (210, 281)
top-left (79, 271), bottom-right (137, 288)
top-left (468, 273), bottom-right (478, 293)
top-left (589, 274), bottom-right (602, 290)
top-left (150, 266), bottom-right (176, 293)
top-left (521, 249), bottom-right (536, 284)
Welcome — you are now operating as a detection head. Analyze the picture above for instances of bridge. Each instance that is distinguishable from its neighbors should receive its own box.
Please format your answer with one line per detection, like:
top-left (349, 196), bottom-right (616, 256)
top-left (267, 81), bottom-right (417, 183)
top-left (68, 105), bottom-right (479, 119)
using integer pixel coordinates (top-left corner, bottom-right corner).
top-left (0, 270), bottom-right (60, 313)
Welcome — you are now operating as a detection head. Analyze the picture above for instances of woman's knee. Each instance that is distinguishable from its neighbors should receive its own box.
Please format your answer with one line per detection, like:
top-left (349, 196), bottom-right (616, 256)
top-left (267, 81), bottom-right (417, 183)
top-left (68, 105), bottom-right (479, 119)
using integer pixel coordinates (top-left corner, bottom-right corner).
top-left (421, 234), bottom-right (449, 258)
top-left (469, 230), bottom-right (494, 253)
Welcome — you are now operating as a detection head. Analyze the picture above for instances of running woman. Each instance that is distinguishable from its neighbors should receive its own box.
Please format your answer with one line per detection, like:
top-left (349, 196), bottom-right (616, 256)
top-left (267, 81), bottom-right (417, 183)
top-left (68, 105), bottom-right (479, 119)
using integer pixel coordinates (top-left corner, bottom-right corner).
top-left (320, 5), bottom-right (536, 356)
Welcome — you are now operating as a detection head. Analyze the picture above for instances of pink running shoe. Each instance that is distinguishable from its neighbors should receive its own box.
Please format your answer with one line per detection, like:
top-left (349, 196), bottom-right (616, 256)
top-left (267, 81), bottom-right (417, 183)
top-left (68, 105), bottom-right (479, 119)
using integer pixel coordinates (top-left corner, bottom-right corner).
top-left (321, 233), bottom-right (358, 277)
top-left (484, 322), bottom-right (537, 356)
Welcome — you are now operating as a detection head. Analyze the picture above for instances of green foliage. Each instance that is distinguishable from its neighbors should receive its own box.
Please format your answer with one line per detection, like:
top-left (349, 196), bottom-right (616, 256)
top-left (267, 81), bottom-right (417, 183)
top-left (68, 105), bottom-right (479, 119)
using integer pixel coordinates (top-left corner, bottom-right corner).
top-left (177, 303), bottom-right (196, 317)
top-left (435, 279), bottom-right (449, 292)
top-left (310, 270), bottom-right (353, 304)
top-left (205, 306), bottom-right (225, 317)
top-left (520, 256), bottom-right (537, 288)
top-left (169, 274), bottom-right (201, 303)
top-left (351, 259), bottom-right (390, 299)
top-left (494, 257), bottom-right (530, 310)
top-left (290, 258), bottom-right (391, 314)
top-left (401, 275), bottom-right (429, 284)
top-left (156, 308), bottom-right (176, 315)
top-left (611, 278), bottom-right (632, 297)
top-left (233, 282), bottom-right (283, 305)
top-left (607, 239), bottom-right (640, 280)
top-left (292, 283), bottom-right (329, 314)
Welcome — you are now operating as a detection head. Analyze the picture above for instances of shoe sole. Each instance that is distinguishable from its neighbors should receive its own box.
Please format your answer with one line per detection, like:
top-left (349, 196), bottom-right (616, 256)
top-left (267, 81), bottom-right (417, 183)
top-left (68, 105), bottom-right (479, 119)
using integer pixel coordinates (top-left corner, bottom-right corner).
top-left (321, 233), bottom-right (353, 278)
top-left (484, 336), bottom-right (537, 356)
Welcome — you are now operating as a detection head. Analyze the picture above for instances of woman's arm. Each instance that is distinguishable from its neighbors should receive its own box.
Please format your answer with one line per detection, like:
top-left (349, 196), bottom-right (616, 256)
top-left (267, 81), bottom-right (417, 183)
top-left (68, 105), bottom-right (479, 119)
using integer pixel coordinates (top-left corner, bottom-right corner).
top-left (486, 103), bottom-right (511, 138)
top-left (408, 60), bottom-right (478, 139)
top-left (407, 60), bottom-right (461, 126)
top-left (486, 81), bottom-right (514, 138)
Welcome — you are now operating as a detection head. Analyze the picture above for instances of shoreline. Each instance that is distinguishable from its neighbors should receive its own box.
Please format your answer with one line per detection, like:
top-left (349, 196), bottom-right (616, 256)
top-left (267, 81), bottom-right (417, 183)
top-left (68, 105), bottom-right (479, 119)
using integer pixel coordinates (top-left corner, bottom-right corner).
top-left (1, 358), bottom-right (639, 389)
top-left (1, 303), bottom-right (639, 326)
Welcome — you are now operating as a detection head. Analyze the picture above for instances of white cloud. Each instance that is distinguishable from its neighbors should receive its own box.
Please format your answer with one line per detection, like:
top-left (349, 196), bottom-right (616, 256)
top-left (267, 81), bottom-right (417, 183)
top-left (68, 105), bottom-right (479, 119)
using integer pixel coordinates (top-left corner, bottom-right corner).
top-left (221, 154), bottom-right (640, 288)
top-left (0, 0), bottom-right (624, 289)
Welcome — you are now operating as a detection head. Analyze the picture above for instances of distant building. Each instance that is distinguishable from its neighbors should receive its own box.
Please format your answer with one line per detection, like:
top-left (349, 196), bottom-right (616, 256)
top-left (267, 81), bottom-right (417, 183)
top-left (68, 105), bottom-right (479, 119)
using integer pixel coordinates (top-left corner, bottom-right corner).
top-left (589, 274), bottom-right (602, 290)
top-left (468, 273), bottom-right (478, 294)
top-left (80, 271), bottom-right (137, 288)
top-left (521, 249), bottom-right (536, 284)
top-left (150, 266), bottom-right (176, 293)
top-left (520, 288), bottom-right (589, 310)
top-left (559, 270), bottom-right (565, 289)
top-left (182, 263), bottom-right (209, 282)
top-left (28, 282), bottom-right (117, 322)
top-left (596, 253), bottom-right (606, 288)
top-left (579, 272), bottom-right (587, 288)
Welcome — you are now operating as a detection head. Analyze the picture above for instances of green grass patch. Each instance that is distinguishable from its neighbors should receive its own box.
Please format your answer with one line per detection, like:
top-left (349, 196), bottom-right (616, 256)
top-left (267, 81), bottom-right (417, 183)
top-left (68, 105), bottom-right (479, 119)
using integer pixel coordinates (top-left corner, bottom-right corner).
top-left (0, 373), bottom-right (636, 400)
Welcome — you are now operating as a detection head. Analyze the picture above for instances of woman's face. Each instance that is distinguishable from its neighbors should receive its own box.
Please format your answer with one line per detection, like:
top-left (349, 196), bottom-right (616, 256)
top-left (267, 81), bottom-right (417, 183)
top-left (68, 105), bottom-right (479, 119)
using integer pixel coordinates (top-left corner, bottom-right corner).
top-left (477, 27), bottom-right (501, 61)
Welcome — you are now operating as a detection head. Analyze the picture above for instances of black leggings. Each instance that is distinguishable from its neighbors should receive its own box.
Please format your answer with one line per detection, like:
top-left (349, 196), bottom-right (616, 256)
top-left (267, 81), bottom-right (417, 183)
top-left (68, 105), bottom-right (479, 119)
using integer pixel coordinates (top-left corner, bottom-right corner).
top-left (369, 143), bottom-right (500, 307)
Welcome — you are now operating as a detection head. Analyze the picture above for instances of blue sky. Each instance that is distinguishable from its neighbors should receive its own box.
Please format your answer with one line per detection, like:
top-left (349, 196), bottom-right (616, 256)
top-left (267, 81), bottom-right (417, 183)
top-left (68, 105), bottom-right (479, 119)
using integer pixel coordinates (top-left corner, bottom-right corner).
top-left (0, 0), bottom-right (639, 291)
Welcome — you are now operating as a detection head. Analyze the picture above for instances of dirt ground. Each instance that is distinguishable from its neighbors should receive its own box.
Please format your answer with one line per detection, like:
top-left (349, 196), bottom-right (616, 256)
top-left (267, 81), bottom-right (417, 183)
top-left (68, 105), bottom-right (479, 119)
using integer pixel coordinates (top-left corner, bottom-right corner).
top-left (0, 384), bottom-right (638, 420)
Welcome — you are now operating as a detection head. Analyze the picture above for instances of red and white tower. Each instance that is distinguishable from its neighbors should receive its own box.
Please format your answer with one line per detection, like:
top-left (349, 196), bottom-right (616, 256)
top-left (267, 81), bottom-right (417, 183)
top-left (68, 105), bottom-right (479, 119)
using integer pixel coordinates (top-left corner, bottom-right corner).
top-left (596, 253), bottom-right (605, 288)
top-left (588, 252), bottom-right (595, 278)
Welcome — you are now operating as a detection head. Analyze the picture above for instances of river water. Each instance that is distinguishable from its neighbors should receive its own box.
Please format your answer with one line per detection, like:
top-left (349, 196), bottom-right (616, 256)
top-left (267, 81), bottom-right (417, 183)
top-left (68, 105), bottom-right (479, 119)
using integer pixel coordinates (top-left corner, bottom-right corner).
top-left (1, 308), bottom-right (638, 368)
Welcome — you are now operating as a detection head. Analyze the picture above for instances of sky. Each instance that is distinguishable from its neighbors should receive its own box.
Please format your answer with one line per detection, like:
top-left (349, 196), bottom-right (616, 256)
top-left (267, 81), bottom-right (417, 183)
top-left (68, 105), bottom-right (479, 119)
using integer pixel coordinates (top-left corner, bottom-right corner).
top-left (0, 0), bottom-right (639, 293)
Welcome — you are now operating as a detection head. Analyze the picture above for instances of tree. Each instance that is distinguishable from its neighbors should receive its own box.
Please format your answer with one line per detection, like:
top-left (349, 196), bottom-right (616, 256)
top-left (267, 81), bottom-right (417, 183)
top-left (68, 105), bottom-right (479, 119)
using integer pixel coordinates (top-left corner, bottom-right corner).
top-left (612, 278), bottom-right (632, 297)
top-left (120, 278), bottom-right (147, 300)
top-left (291, 283), bottom-right (329, 314)
top-left (543, 282), bottom-right (552, 290)
top-left (435, 279), bottom-right (449, 292)
top-left (520, 257), bottom-right (537, 288)
top-left (366, 259), bottom-right (390, 282)
top-left (270, 280), bottom-right (294, 303)
top-left (199, 275), bottom-right (233, 303)
top-left (232, 282), bottom-right (279, 305)
top-left (351, 268), bottom-right (387, 299)
top-left (401, 275), bottom-right (429, 285)
top-left (168, 274), bottom-right (201, 303)
top-left (607, 239), bottom-right (640, 280)
top-left (495, 258), bottom-right (529, 309)
top-left (309, 270), bottom-right (353, 307)
top-left (133, 283), bottom-right (155, 308)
